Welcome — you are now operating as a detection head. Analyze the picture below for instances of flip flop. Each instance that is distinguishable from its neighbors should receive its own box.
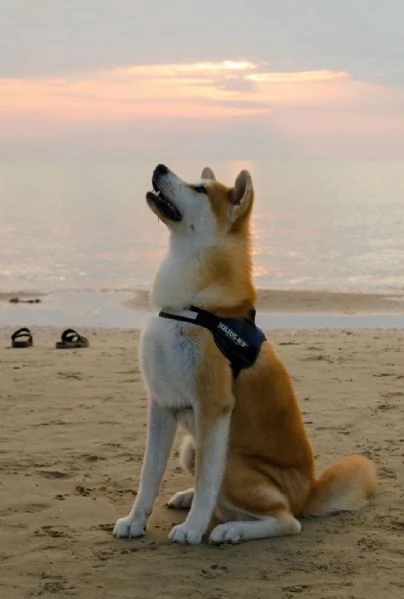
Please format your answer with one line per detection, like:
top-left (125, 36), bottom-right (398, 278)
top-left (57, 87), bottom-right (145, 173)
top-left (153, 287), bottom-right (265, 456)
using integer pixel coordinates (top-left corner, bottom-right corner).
top-left (55, 329), bottom-right (89, 349)
top-left (11, 327), bottom-right (33, 348)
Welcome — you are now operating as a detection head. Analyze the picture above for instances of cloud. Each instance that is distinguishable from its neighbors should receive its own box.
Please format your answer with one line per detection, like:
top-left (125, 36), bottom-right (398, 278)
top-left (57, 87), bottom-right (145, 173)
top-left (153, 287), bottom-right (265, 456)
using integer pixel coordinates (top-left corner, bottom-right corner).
top-left (1, 59), bottom-right (404, 158)
top-left (246, 70), bottom-right (348, 84)
top-left (0, 60), bottom-right (265, 124)
top-left (0, 60), bottom-right (354, 123)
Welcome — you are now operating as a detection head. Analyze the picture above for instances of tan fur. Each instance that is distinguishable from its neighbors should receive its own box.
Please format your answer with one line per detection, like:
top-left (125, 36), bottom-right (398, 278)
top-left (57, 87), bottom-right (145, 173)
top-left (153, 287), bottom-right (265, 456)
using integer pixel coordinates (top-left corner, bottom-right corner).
top-left (182, 335), bottom-right (378, 524)
top-left (116, 164), bottom-right (378, 545)
top-left (174, 167), bottom-right (377, 531)
top-left (195, 180), bottom-right (256, 316)
top-left (302, 455), bottom-right (378, 516)
top-left (194, 331), bottom-right (235, 476)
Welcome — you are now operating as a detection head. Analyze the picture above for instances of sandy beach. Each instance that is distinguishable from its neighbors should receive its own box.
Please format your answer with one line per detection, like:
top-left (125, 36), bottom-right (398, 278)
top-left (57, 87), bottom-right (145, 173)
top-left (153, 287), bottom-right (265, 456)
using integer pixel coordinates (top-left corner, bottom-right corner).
top-left (0, 306), bottom-right (403, 598)
top-left (3, 1), bottom-right (404, 596)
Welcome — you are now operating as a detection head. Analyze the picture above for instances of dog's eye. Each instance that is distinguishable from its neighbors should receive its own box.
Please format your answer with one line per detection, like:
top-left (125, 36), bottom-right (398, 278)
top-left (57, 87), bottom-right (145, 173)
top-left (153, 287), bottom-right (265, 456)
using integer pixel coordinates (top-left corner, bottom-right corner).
top-left (192, 185), bottom-right (207, 195)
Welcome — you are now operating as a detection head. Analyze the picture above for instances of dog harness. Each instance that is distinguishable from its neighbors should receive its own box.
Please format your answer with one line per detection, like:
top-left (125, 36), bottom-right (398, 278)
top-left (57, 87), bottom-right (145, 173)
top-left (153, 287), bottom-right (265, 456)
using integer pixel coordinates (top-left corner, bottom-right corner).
top-left (159, 305), bottom-right (266, 379)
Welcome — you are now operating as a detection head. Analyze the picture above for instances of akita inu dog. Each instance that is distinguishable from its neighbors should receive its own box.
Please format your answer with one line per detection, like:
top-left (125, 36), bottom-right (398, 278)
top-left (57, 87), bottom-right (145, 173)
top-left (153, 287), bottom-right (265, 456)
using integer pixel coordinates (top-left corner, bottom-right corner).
top-left (113, 164), bottom-right (377, 544)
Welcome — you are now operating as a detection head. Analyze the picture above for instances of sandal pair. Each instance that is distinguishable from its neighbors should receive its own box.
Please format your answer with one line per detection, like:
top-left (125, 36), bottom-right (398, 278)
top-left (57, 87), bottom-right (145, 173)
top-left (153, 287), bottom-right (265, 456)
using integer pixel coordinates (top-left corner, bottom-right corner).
top-left (11, 328), bottom-right (89, 349)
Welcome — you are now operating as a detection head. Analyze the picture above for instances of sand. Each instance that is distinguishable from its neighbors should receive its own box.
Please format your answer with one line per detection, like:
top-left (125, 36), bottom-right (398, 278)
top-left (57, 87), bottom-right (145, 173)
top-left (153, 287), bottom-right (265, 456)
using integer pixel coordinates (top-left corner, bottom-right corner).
top-left (0, 321), bottom-right (403, 599)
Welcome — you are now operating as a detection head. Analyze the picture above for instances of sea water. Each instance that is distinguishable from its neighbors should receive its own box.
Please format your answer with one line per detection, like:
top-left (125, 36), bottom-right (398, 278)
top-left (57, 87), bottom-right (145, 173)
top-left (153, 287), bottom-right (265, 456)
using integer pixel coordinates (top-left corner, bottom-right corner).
top-left (1, 158), bottom-right (404, 295)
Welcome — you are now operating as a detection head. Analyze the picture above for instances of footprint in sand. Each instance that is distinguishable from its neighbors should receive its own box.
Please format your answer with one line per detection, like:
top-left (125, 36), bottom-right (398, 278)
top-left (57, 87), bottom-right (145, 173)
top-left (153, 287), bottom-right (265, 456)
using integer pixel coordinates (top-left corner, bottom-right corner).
top-left (36, 574), bottom-right (76, 596)
top-left (20, 502), bottom-right (51, 514)
top-left (39, 470), bottom-right (71, 479)
top-left (34, 525), bottom-right (73, 538)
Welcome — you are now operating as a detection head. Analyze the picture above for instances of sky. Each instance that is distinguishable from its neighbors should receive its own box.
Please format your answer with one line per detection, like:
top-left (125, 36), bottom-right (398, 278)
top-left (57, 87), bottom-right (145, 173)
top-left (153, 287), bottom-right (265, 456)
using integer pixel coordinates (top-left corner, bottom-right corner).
top-left (1, 0), bottom-right (404, 160)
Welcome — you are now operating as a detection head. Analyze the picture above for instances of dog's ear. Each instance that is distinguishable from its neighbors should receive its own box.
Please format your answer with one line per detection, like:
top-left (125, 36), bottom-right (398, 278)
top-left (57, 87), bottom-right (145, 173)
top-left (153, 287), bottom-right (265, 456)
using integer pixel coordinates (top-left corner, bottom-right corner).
top-left (201, 167), bottom-right (216, 181)
top-left (229, 170), bottom-right (254, 225)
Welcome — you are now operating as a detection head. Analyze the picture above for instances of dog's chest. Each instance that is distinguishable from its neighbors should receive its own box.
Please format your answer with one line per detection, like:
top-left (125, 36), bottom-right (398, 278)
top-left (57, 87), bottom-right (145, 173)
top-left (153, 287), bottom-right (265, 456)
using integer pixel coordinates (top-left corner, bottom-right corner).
top-left (140, 316), bottom-right (200, 409)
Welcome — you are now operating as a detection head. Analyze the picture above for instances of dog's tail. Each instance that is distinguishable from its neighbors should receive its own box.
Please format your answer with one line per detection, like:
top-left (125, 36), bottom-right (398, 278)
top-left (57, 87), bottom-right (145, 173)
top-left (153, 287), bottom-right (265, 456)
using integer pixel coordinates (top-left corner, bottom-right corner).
top-left (302, 455), bottom-right (378, 516)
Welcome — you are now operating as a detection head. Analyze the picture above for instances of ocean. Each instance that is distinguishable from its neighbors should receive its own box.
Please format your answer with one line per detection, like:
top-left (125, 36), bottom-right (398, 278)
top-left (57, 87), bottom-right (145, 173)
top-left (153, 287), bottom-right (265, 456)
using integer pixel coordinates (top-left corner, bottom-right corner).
top-left (1, 158), bottom-right (404, 297)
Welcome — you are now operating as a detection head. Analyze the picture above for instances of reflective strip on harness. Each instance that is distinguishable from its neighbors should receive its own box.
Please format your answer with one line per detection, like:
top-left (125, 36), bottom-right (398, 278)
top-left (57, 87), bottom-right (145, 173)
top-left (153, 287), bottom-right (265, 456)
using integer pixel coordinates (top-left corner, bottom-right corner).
top-left (159, 305), bottom-right (266, 378)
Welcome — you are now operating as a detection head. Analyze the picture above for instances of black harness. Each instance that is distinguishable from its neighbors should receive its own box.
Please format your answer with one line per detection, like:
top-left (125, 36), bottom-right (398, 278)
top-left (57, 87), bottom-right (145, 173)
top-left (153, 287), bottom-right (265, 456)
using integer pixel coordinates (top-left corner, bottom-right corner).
top-left (159, 305), bottom-right (266, 379)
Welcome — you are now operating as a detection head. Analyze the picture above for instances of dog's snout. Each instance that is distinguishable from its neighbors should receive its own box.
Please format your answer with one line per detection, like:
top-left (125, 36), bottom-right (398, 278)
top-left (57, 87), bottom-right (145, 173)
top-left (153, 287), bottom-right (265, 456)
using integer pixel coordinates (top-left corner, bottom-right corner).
top-left (154, 164), bottom-right (169, 176)
top-left (152, 164), bottom-right (170, 192)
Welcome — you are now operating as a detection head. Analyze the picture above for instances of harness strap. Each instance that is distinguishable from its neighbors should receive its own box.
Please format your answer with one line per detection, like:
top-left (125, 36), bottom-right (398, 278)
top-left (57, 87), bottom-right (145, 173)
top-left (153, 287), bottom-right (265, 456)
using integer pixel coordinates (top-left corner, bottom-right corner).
top-left (159, 305), bottom-right (266, 379)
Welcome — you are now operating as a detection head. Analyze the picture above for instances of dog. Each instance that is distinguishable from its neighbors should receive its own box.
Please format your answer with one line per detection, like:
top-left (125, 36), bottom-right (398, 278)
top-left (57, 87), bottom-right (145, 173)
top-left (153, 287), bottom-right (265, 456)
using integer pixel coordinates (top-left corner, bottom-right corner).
top-left (113, 164), bottom-right (377, 544)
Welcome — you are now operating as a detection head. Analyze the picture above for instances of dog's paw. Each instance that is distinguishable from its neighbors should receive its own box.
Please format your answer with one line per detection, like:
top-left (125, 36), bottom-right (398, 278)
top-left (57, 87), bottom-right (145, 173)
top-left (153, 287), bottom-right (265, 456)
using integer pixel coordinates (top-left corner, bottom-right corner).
top-left (168, 522), bottom-right (204, 545)
top-left (209, 523), bottom-right (243, 544)
top-left (113, 516), bottom-right (146, 539)
top-left (167, 488), bottom-right (194, 510)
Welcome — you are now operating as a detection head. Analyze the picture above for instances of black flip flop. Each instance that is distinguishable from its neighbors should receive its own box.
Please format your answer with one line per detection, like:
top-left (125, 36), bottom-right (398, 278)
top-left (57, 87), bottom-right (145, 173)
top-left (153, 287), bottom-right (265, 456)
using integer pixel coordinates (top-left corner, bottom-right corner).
top-left (55, 328), bottom-right (89, 349)
top-left (11, 327), bottom-right (33, 348)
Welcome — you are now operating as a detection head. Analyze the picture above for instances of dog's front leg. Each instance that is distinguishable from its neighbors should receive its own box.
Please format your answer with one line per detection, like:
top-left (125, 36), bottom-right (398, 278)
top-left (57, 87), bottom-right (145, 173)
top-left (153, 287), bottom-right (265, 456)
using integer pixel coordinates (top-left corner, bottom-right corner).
top-left (169, 399), bottom-right (232, 545)
top-left (114, 399), bottom-right (177, 539)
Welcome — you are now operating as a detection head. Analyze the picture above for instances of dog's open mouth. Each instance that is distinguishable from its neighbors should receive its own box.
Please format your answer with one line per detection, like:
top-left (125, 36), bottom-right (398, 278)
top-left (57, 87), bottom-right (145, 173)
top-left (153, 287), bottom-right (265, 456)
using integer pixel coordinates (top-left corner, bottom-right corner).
top-left (146, 182), bottom-right (182, 223)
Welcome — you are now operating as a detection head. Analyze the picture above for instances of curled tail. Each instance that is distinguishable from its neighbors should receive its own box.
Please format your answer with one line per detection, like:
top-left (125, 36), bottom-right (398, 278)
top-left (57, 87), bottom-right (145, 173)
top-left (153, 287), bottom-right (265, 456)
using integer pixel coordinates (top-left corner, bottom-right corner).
top-left (302, 455), bottom-right (378, 517)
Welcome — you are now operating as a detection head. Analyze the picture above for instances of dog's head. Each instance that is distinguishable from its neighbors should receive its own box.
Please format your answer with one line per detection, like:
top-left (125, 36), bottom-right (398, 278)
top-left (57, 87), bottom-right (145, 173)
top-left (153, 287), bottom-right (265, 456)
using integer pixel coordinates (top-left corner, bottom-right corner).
top-left (147, 164), bottom-right (256, 313)
top-left (146, 164), bottom-right (254, 244)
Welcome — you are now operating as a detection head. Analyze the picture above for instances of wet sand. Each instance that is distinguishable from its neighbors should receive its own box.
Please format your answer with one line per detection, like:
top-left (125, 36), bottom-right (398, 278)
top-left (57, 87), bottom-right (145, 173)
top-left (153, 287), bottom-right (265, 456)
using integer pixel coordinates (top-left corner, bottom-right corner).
top-left (125, 287), bottom-right (404, 314)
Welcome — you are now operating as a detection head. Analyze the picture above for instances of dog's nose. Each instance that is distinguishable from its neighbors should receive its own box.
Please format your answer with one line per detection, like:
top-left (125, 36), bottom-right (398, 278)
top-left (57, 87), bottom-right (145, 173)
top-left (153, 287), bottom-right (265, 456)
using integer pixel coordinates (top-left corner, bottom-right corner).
top-left (154, 164), bottom-right (169, 176)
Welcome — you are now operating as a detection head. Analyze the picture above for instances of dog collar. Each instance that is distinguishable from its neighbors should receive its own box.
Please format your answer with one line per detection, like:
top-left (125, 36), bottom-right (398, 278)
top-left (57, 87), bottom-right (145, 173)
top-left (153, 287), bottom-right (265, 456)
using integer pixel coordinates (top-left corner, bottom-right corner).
top-left (159, 305), bottom-right (266, 378)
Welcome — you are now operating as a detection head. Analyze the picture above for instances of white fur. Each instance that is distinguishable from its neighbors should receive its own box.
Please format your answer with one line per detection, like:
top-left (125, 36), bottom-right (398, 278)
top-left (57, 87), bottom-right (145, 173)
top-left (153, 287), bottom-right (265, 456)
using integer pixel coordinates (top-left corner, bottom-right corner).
top-left (167, 488), bottom-right (194, 509)
top-left (113, 400), bottom-right (177, 538)
top-left (169, 416), bottom-right (231, 544)
top-left (150, 171), bottom-right (218, 311)
top-left (113, 315), bottom-right (199, 539)
top-left (141, 316), bottom-right (199, 412)
top-left (113, 312), bottom-right (232, 543)
top-left (209, 515), bottom-right (301, 544)
top-left (113, 166), bottom-right (242, 544)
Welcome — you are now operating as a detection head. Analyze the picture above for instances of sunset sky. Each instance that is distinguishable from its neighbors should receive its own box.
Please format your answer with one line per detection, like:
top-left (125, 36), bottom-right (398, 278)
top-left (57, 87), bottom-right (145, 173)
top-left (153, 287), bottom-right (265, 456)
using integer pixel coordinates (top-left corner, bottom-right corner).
top-left (1, 0), bottom-right (404, 159)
